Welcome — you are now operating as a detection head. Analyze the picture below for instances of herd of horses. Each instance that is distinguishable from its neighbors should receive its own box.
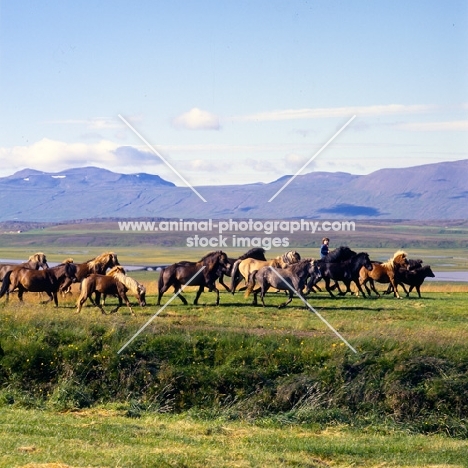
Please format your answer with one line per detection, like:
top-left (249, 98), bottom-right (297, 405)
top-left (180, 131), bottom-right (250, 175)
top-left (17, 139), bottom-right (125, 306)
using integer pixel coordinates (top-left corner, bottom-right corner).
top-left (0, 246), bottom-right (436, 313)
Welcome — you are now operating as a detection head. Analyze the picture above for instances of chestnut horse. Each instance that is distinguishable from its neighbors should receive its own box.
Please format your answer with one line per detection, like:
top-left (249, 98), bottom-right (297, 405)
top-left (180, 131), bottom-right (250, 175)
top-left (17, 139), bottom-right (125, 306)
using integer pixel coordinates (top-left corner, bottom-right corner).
top-left (358, 250), bottom-right (409, 298)
top-left (60, 251), bottom-right (120, 294)
top-left (76, 274), bottom-right (134, 315)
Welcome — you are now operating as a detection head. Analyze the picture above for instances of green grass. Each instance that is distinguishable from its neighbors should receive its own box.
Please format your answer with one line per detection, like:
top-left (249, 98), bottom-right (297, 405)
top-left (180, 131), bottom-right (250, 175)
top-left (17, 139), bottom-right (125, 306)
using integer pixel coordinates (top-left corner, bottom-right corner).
top-left (1, 407), bottom-right (467, 467)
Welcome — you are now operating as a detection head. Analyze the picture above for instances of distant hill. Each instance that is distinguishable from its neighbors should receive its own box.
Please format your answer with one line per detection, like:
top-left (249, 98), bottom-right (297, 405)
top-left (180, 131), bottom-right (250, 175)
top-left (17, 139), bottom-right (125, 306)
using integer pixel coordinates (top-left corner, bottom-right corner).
top-left (0, 161), bottom-right (467, 221)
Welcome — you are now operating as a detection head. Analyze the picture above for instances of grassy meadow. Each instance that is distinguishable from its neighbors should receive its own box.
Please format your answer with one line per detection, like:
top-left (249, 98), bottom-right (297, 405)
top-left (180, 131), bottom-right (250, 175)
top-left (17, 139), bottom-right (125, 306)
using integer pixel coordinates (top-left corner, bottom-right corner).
top-left (0, 220), bottom-right (467, 467)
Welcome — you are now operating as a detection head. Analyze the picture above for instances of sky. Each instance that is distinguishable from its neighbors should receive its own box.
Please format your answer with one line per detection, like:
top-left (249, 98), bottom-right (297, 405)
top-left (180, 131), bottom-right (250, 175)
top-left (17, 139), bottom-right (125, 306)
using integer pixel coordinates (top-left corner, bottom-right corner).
top-left (0, 0), bottom-right (467, 187)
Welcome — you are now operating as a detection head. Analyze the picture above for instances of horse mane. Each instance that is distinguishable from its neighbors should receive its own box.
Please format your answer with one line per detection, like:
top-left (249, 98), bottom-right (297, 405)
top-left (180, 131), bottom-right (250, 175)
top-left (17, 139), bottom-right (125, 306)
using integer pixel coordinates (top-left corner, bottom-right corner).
top-left (62, 257), bottom-right (74, 264)
top-left (287, 258), bottom-right (313, 273)
top-left (237, 248), bottom-right (266, 262)
top-left (107, 266), bottom-right (145, 295)
top-left (108, 265), bottom-right (126, 275)
top-left (382, 250), bottom-right (407, 268)
top-left (199, 251), bottom-right (224, 262)
top-left (28, 252), bottom-right (47, 263)
top-left (88, 252), bottom-right (118, 271)
top-left (324, 246), bottom-right (356, 263)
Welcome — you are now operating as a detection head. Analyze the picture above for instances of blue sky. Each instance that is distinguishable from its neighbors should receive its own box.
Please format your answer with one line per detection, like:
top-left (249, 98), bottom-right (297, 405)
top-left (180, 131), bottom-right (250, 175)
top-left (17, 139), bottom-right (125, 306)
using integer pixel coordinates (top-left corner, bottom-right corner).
top-left (1, 0), bottom-right (467, 186)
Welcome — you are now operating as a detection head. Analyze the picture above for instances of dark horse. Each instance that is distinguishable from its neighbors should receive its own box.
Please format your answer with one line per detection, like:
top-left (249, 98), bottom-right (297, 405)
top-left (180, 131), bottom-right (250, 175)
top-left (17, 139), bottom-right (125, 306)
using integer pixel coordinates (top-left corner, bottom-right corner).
top-left (157, 251), bottom-right (229, 306)
top-left (246, 259), bottom-right (321, 308)
top-left (0, 262), bottom-right (77, 307)
top-left (319, 252), bottom-right (373, 298)
top-left (218, 248), bottom-right (267, 292)
top-left (304, 246), bottom-right (356, 294)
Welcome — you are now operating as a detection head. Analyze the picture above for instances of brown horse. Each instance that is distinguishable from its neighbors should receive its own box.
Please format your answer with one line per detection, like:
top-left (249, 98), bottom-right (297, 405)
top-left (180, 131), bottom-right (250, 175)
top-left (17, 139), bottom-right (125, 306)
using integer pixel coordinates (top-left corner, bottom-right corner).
top-left (157, 251), bottom-right (229, 306)
top-left (358, 250), bottom-right (409, 298)
top-left (0, 252), bottom-right (49, 282)
top-left (230, 250), bottom-right (301, 294)
top-left (0, 261), bottom-right (77, 307)
top-left (60, 251), bottom-right (120, 294)
top-left (106, 266), bottom-right (146, 306)
top-left (76, 274), bottom-right (134, 315)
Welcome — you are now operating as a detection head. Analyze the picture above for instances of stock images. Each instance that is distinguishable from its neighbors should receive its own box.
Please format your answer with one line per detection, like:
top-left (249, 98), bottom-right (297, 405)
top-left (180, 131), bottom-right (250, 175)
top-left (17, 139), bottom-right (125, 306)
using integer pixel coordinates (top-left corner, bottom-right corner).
top-left (0, 2), bottom-right (468, 467)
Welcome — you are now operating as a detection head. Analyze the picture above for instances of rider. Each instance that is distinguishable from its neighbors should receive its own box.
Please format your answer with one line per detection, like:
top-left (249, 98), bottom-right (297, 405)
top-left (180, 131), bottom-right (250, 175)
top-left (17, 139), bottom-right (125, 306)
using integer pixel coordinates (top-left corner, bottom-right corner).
top-left (320, 237), bottom-right (330, 259)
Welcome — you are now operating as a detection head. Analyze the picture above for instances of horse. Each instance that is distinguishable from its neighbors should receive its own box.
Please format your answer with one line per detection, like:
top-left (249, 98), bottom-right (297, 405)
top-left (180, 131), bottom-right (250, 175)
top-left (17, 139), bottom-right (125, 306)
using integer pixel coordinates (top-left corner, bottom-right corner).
top-left (0, 252), bottom-right (49, 282)
top-left (76, 274), bottom-right (134, 315)
top-left (382, 258), bottom-right (423, 295)
top-left (157, 251), bottom-right (230, 306)
top-left (305, 246), bottom-right (356, 294)
top-left (245, 259), bottom-right (321, 308)
top-left (358, 250), bottom-right (409, 298)
top-left (230, 250), bottom-right (301, 294)
top-left (0, 261), bottom-right (77, 307)
top-left (320, 252), bottom-right (374, 298)
top-left (216, 248), bottom-right (267, 292)
top-left (392, 265), bottom-right (435, 298)
top-left (106, 266), bottom-right (146, 306)
top-left (60, 251), bottom-right (120, 294)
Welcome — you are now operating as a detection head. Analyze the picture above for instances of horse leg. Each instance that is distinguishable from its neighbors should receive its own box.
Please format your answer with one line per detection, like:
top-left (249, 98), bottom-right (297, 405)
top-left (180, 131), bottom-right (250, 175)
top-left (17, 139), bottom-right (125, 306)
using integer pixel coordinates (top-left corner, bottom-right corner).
top-left (252, 287), bottom-right (262, 306)
top-left (369, 279), bottom-right (381, 297)
top-left (278, 289), bottom-right (293, 309)
top-left (218, 274), bottom-right (231, 293)
top-left (353, 280), bottom-right (368, 298)
top-left (260, 284), bottom-right (271, 307)
top-left (192, 285), bottom-right (203, 305)
top-left (389, 279), bottom-right (402, 299)
top-left (76, 293), bottom-right (88, 313)
top-left (324, 278), bottom-right (336, 298)
top-left (214, 287), bottom-right (220, 306)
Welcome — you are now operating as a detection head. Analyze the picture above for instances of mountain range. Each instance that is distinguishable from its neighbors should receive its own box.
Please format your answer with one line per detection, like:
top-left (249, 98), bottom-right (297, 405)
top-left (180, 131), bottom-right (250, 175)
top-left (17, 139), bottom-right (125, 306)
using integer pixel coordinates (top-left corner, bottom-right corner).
top-left (0, 160), bottom-right (467, 222)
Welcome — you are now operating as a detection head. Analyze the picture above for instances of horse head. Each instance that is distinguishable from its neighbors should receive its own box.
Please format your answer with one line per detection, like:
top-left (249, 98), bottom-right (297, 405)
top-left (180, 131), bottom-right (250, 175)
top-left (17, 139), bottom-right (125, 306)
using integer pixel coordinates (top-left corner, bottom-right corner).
top-left (393, 250), bottom-right (409, 269)
top-left (65, 262), bottom-right (78, 283)
top-left (137, 284), bottom-right (147, 307)
top-left (29, 252), bottom-right (49, 269)
top-left (360, 252), bottom-right (373, 271)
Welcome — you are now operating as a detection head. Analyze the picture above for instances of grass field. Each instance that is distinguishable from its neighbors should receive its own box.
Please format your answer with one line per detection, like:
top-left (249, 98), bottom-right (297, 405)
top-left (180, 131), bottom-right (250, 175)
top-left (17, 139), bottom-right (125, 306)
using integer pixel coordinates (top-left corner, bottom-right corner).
top-left (1, 285), bottom-right (468, 467)
top-left (0, 220), bottom-right (467, 467)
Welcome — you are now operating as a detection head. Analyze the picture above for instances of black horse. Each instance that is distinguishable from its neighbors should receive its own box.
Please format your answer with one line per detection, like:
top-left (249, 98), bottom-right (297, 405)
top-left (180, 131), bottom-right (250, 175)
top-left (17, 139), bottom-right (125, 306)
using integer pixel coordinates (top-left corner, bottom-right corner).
top-left (305, 246), bottom-right (356, 294)
top-left (217, 248), bottom-right (267, 292)
top-left (319, 252), bottom-right (373, 298)
top-left (157, 251), bottom-right (229, 306)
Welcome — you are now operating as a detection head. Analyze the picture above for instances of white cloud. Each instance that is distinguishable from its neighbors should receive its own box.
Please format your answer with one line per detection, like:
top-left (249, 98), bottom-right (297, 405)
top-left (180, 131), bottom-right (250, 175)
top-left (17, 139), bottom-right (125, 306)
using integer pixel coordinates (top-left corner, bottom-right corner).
top-left (0, 139), bottom-right (164, 176)
top-left (283, 153), bottom-right (309, 169)
top-left (236, 104), bottom-right (435, 122)
top-left (172, 108), bottom-right (220, 130)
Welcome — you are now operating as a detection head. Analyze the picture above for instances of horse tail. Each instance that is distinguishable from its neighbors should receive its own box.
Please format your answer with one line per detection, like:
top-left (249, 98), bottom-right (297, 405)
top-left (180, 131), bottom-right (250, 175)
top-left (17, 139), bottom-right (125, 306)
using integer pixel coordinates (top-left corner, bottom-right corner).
top-left (229, 259), bottom-right (241, 293)
top-left (245, 270), bottom-right (259, 298)
top-left (158, 267), bottom-right (166, 293)
top-left (0, 270), bottom-right (12, 299)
